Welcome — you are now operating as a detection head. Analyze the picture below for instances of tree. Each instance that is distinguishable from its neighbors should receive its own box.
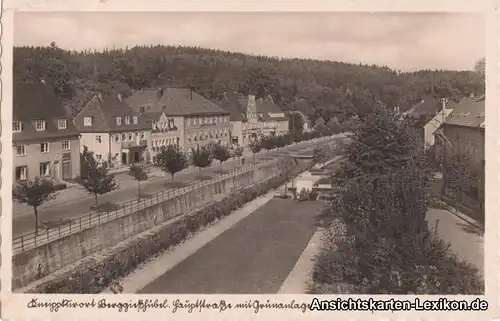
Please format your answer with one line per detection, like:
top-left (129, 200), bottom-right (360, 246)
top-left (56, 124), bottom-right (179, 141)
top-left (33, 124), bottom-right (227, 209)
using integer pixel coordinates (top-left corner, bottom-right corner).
top-left (474, 57), bottom-right (485, 78)
top-left (212, 143), bottom-right (231, 169)
top-left (278, 156), bottom-right (299, 197)
top-left (234, 146), bottom-right (244, 160)
top-left (261, 136), bottom-right (275, 152)
top-left (312, 104), bottom-right (483, 295)
top-left (191, 145), bottom-right (213, 175)
top-left (248, 139), bottom-right (262, 162)
top-left (76, 146), bottom-right (119, 208)
top-left (12, 177), bottom-right (57, 235)
top-left (289, 112), bottom-right (305, 138)
top-left (128, 163), bottom-right (150, 199)
top-left (275, 135), bottom-right (287, 149)
top-left (155, 145), bottom-right (188, 180)
top-left (443, 153), bottom-right (478, 211)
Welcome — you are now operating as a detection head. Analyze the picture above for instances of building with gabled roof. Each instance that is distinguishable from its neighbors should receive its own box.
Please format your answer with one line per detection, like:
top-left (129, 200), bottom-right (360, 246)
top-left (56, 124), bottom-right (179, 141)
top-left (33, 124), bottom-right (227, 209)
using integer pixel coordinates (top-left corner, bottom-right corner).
top-left (218, 92), bottom-right (289, 146)
top-left (73, 93), bottom-right (152, 167)
top-left (438, 95), bottom-right (485, 215)
top-left (13, 82), bottom-right (81, 182)
top-left (125, 87), bottom-right (231, 155)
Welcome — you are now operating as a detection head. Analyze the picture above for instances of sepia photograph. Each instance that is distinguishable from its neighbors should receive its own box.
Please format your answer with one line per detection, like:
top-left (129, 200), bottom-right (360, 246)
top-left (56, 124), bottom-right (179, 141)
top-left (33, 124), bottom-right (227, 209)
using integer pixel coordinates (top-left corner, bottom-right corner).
top-left (2, 6), bottom-right (495, 319)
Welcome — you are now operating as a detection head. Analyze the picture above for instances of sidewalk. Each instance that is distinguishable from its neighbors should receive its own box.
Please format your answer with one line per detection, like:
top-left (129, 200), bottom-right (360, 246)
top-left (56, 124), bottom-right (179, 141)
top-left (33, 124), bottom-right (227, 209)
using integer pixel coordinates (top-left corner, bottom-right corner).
top-left (12, 141), bottom-right (325, 238)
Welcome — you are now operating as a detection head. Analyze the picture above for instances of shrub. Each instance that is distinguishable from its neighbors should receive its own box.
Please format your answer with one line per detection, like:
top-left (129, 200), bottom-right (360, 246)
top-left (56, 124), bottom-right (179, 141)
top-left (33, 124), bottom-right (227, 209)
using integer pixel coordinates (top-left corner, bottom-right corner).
top-left (53, 183), bottom-right (67, 191)
top-left (30, 159), bottom-right (312, 293)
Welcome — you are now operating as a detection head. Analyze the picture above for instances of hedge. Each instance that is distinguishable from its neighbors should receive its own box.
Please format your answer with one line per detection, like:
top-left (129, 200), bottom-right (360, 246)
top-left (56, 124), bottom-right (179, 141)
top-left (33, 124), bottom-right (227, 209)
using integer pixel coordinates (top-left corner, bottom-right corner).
top-left (28, 158), bottom-right (314, 293)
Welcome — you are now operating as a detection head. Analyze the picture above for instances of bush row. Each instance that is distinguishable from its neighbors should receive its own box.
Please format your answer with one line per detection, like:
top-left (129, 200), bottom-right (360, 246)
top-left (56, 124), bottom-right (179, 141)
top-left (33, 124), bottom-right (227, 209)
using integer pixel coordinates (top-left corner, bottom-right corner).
top-left (29, 159), bottom-right (313, 293)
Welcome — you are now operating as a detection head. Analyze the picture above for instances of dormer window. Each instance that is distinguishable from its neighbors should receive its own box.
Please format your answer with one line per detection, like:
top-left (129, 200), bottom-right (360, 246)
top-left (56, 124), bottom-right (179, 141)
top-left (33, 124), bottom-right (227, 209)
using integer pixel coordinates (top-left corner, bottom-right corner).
top-left (58, 119), bottom-right (67, 129)
top-left (35, 120), bottom-right (46, 131)
top-left (116, 117), bottom-right (122, 125)
top-left (13, 121), bottom-right (22, 133)
top-left (133, 116), bottom-right (138, 124)
top-left (125, 116), bottom-right (131, 125)
top-left (140, 106), bottom-right (145, 113)
top-left (84, 117), bottom-right (93, 127)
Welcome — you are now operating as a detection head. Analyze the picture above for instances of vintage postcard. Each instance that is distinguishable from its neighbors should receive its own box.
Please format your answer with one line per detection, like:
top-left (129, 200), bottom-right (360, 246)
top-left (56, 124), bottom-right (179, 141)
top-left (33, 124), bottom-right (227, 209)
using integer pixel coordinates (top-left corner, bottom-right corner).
top-left (1, 0), bottom-right (498, 320)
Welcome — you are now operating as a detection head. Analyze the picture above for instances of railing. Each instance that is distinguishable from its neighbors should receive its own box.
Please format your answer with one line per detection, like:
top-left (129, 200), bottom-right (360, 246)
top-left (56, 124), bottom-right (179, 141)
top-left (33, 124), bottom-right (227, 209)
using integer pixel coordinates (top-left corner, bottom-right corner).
top-left (12, 135), bottom-right (335, 254)
top-left (12, 158), bottom-right (279, 254)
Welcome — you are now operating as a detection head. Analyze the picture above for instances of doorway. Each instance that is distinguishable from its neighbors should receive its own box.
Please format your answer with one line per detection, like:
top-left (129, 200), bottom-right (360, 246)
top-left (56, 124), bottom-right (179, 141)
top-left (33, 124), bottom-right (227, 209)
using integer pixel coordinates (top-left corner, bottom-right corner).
top-left (121, 152), bottom-right (127, 165)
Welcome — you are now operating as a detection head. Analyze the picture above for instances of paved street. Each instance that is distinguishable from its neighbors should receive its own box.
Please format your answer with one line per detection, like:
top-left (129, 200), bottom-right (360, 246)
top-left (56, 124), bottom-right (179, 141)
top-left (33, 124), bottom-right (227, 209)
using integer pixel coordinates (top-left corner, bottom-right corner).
top-left (138, 199), bottom-right (326, 294)
top-left (426, 208), bottom-right (484, 272)
top-left (12, 141), bottom-right (324, 238)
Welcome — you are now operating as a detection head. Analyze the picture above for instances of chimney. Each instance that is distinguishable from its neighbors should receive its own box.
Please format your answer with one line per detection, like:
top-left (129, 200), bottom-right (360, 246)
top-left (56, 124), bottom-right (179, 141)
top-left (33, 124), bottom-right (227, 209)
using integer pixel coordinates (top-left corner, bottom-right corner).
top-left (117, 93), bottom-right (122, 102)
top-left (188, 85), bottom-right (193, 100)
top-left (441, 98), bottom-right (446, 113)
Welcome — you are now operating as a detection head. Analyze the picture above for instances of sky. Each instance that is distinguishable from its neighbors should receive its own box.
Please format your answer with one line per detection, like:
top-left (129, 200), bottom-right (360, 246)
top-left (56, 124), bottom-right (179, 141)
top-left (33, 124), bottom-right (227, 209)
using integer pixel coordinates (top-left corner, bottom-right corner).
top-left (14, 12), bottom-right (485, 72)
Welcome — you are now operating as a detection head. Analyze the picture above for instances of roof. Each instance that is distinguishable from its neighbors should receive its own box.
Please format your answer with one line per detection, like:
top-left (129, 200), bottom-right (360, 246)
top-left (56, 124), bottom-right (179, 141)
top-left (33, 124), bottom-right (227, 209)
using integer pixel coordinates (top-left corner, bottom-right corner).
top-left (444, 96), bottom-right (485, 128)
top-left (13, 82), bottom-right (80, 141)
top-left (218, 92), bottom-right (247, 121)
top-left (142, 111), bottom-right (164, 121)
top-left (404, 96), bottom-right (442, 118)
top-left (125, 88), bottom-right (230, 117)
top-left (73, 93), bottom-right (151, 133)
top-left (256, 96), bottom-right (288, 121)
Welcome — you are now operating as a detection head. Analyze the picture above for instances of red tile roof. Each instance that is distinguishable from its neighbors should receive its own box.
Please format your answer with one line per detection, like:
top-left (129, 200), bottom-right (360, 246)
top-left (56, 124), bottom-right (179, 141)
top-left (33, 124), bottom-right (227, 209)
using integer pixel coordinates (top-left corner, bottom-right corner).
top-left (13, 82), bottom-right (80, 141)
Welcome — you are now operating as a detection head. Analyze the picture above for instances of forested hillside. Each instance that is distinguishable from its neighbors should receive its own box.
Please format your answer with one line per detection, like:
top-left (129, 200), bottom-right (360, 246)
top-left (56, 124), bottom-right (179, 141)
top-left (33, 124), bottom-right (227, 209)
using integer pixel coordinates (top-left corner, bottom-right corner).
top-left (14, 43), bottom-right (485, 124)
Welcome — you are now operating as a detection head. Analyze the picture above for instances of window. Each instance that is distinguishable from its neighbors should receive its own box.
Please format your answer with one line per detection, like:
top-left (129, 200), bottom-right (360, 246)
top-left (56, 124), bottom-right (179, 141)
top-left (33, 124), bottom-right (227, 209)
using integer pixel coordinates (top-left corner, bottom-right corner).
top-left (35, 120), bottom-right (46, 131)
top-left (16, 145), bottom-right (26, 156)
top-left (125, 116), bottom-right (131, 124)
top-left (40, 142), bottom-right (49, 153)
top-left (208, 118), bottom-right (212, 124)
top-left (39, 162), bottom-right (50, 177)
top-left (140, 132), bottom-right (145, 140)
top-left (116, 117), bottom-right (122, 125)
top-left (62, 140), bottom-right (70, 150)
top-left (140, 106), bottom-right (145, 113)
top-left (133, 116), bottom-right (138, 124)
top-left (58, 119), bottom-right (67, 129)
top-left (15, 166), bottom-right (27, 181)
top-left (13, 121), bottom-right (22, 132)
top-left (84, 117), bottom-right (93, 126)
top-left (96, 154), bottom-right (102, 161)
top-left (193, 118), bottom-right (197, 125)
top-left (115, 135), bottom-right (120, 143)
top-left (122, 133), bottom-right (126, 141)
top-left (188, 118), bottom-right (191, 125)
top-left (128, 134), bottom-right (133, 141)
top-left (96, 135), bottom-right (102, 143)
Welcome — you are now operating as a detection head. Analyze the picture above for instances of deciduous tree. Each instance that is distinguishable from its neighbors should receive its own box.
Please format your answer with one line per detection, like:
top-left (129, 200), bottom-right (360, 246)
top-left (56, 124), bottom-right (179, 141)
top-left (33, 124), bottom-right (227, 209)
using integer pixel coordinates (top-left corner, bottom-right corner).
top-left (156, 145), bottom-right (188, 180)
top-left (13, 177), bottom-right (57, 235)
top-left (191, 145), bottom-right (213, 175)
top-left (128, 163), bottom-right (150, 199)
top-left (212, 143), bottom-right (231, 169)
top-left (77, 146), bottom-right (119, 208)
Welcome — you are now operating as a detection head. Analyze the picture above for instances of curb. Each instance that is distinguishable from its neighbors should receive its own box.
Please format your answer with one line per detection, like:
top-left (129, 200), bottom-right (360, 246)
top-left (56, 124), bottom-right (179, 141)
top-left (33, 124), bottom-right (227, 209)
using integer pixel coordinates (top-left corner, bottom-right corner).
top-left (443, 207), bottom-right (484, 232)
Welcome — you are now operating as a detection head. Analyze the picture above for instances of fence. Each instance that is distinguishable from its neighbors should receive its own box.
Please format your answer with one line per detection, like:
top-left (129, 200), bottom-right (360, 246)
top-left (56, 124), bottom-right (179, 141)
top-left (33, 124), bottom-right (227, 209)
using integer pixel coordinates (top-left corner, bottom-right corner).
top-left (12, 135), bottom-right (334, 253)
top-left (12, 158), bottom-right (279, 253)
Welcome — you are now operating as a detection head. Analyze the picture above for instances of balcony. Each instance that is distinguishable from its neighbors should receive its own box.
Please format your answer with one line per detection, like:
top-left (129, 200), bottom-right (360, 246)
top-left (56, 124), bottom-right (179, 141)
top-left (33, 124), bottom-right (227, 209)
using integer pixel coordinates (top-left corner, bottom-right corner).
top-left (122, 139), bottom-right (148, 149)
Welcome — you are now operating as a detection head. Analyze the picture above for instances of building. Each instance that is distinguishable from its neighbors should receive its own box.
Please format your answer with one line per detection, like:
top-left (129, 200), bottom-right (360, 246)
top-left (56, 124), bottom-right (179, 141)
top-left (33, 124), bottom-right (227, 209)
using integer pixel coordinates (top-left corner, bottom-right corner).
top-left (437, 95), bottom-right (485, 212)
top-left (126, 87), bottom-right (231, 156)
top-left (404, 96), bottom-right (444, 147)
top-left (218, 92), bottom-right (289, 147)
top-left (141, 111), bottom-right (182, 161)
top-left (73, 93), bottom-right (152, 168)
top-left (13, 83), bottom-right (81, 182)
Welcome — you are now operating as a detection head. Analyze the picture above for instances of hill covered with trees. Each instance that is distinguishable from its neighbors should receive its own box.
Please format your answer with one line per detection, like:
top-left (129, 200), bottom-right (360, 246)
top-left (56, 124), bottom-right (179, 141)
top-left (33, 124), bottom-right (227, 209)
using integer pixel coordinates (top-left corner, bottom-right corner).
top-left (14, 43), bottom-right (485, 125)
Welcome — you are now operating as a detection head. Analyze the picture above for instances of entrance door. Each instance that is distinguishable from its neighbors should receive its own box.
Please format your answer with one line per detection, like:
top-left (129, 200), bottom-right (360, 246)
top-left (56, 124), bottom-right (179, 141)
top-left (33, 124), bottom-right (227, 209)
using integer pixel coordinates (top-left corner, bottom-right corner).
top-left (134, 151), bottom-right (140, 163)
top-left (121, 152), bottom-right (127, 165)
top-left (62, 161), bottom-right (71, 180)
